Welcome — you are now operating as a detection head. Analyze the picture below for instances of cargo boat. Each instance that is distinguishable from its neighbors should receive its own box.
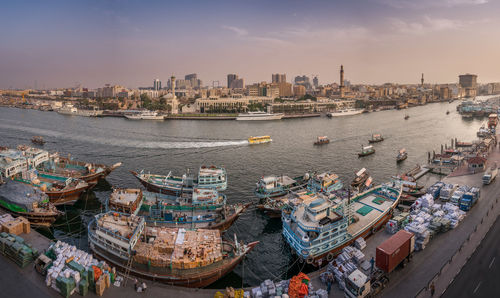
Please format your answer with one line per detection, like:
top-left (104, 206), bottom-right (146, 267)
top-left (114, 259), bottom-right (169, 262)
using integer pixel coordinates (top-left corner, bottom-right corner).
top-left (0, 178), bottom-right (61, 227)
top-left (282, 183), bottom-right (402, 266)
top-left (257, 190), bottom-right (325, 219)
top-left (131, 166), bottom-right (227, 195)
top-left (107, 188), bottom-right (248, 231)
top-left (308, 172), bottom-right (343, 194)
top-left (368, 134), bottom-right (384, 143)
top-left (88, 212), bottom-right (258, 288)
top-left (37, 154), bottom-right (121, 185)
top-left (254, 173), bottom-right (311, 199)
top-left (358, 145), bottom-right (375, 157)
top-left (13, 173), bottom-right (89, 206)
top-left (396, 148), bottom-right (408, 163)
top-left (248, 136), bottom-right (272, 144)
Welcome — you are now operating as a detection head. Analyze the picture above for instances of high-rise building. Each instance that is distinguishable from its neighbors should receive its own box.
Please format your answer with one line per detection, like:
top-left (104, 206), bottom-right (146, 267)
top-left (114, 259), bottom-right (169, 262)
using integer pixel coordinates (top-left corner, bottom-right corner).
top-left (272, 74), bottom-right (286, 83)
top-left (227, 74), bottom-right (238, 88)
top-left (185, 73), bottom-right (201, 89)
top-left (294, 75), bottom-right (311, 90)
top-left (313, 76), bottom-right (319, 89)
top-left (459, 74), bottom-right (478, 98)
top-left (293, 85), bottom-right (306, 98)
top-left (153, 79), bottom-right (161, 91)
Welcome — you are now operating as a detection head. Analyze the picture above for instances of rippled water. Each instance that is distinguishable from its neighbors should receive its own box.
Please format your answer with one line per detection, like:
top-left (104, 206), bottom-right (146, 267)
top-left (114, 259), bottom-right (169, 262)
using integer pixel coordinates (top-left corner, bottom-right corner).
top-left (0, 100), bottom-right (487, 287)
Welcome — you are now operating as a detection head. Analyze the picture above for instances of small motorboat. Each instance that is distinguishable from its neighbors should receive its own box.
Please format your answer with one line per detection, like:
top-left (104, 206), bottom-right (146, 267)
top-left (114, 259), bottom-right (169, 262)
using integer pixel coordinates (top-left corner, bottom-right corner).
top-left (404, 115), bottom-right (410, 120)
top-left (397, 148), bottom-right (408, 163)
top-left (446, 111), bottom-right (450, 115)
top-left (31, 136), bottom-right (45, 145)
top-left (358, 145), bottom-right (375, 157)
top-left (314, 136), bottom-right (330, 145)
top-left (368, 133), bottom-right (384, 143)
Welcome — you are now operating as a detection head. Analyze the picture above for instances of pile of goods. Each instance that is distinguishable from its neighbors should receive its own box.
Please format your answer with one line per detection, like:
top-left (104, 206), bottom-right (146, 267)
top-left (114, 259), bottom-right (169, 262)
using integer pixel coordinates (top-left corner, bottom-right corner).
top-left (0, 232), bottom-right (38, 267)
top-left (246, 275), bottom-right (328, 298)
top-left (44, 241), bottom-right (119, 297)
top-left (0, 214), bottom-right (30, 235)
top-left (402, 193), bottom-right (467, 251)
top-left (320, 246), bottom-right (365, 291)
top-left (386, 212), bottom-right (410, 234)
top-left (354, 237), bottom-right (366, 250)
top-left (134, 226), bottom-right (223, 269)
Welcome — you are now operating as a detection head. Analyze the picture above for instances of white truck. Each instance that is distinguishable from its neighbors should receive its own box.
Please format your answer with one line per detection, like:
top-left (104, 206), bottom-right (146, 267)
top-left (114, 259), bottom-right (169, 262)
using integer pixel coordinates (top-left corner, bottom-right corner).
top-left (483, 163), bottom-right (498, 185)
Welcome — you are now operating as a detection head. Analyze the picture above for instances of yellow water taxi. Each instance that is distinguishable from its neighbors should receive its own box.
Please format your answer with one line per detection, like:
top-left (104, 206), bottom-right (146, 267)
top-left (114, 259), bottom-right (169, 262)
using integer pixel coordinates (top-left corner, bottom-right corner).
top-left (248, 135), bottom-right (272, 144)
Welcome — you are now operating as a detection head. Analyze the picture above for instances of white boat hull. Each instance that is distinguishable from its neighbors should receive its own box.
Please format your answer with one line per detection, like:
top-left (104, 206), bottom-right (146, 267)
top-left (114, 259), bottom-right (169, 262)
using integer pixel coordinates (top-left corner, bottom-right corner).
top-left (125, 115), bottom-right (164, 120)
top-left (236, 114), bottom-right (283, 121)
top-left (328, 110), bottom-right (363, 117)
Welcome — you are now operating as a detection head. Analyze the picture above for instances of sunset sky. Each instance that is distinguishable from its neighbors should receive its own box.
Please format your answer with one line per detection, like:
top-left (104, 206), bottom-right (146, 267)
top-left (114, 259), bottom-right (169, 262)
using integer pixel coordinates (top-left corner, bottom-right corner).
top-left (1, 0), bottom-right (499, 89)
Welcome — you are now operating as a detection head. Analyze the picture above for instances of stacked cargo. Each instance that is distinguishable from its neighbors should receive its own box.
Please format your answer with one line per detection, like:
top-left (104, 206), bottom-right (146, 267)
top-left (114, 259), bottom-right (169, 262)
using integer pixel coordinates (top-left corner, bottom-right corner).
top-left (134, 226), bottom-right (223, 269)
top-left (450, 185), bottom-right (470, 206)
top-left (426, 182), bottom-right (445, 199)
top-left (354, 237), bottom-right (366, 250)
top-left (319, 246), bottom-right (364, 290)
top-left (0, 215), bottom-right (29, 235)
top-left (248, 277), bottom-right (327, 298)
top-left (0, 232), bottom-right (38, 267)
top-left (439, 184), bottom-right (456, 202)
top-left (44, 241), bottom-right (115, 297)
top-left (386, 219), bottom-right (398, 234)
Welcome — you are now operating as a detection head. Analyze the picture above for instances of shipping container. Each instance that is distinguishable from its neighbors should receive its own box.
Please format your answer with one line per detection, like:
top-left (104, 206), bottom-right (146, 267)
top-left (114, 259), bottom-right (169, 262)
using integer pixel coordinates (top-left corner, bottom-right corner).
top-left (376, 230), bottom-right (414, 273)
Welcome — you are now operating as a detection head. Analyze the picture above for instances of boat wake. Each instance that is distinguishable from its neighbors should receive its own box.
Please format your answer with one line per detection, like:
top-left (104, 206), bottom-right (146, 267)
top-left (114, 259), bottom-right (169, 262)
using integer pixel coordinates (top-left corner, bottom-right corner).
top-left (0, 123), bottom-right (249, 149)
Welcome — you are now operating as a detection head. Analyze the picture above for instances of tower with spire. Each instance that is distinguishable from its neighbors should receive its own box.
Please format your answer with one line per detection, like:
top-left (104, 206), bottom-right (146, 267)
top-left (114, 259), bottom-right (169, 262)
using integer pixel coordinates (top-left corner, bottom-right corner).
top-left (421, 73), bottom-right (424, 87)
top-left (340, 65), bottom-right (345, 98)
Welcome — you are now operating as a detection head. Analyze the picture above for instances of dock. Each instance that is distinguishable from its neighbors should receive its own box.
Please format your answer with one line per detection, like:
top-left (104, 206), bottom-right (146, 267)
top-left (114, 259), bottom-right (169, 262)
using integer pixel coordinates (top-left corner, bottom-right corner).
top-left (413, 165), bottom-right (431, 180)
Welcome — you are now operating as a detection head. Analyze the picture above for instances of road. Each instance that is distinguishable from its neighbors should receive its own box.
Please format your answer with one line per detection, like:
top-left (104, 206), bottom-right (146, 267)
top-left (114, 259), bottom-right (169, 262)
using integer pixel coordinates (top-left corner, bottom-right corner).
top-left (443, 215), bottom-right (500, 298)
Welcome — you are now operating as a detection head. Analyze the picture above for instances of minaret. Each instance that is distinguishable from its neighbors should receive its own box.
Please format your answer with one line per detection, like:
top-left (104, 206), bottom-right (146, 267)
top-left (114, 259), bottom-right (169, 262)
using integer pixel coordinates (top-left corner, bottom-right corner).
top-left (340, 65), bottom-right (345, 98)
top-left (171, 75), bottom-right (176, 98)
top-left (421, 73), bottom-right (424, 87)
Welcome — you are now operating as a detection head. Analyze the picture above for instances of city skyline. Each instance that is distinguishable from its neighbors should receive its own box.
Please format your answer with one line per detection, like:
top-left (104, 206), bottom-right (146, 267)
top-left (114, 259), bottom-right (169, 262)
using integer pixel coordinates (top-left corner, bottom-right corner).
top-left (2, 0), bottom-right (500, 89)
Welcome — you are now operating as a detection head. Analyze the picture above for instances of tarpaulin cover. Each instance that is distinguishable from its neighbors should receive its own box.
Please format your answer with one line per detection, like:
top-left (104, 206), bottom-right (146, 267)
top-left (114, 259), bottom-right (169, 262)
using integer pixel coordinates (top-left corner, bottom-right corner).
top-left (0, 179), bottom-right (49, 212)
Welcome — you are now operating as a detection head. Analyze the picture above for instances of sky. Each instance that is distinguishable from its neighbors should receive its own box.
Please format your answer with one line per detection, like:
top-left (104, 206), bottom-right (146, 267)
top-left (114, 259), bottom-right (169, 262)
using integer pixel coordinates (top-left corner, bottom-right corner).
top-left (1, 0), bottom-right (500, 89)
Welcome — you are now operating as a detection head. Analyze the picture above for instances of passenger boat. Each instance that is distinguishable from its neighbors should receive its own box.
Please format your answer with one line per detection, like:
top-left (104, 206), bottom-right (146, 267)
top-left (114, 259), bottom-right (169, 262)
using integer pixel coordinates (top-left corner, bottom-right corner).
top-left (131, 166), bottom-right (227, 195)
top-left (57, 104), bottom-right (103, 117)
top-left (351, 168), bottom-right (369, 188)
top-left (327, 109), bottom-right (363, 117)
top-left (106, 188), bottom-right (247, 231)
top-left (248, 136), bottom-right (272, 144)
top-left (314, 136), bottom-right (330, 145)
top-left (13, 172), bottom-right (89, 206)
top-left (396, 148), bottom-right (408, 163)
top-left (282, 182), bottom-right (402, 266)
top-left (368, 134), bottom-right (384, 143)
top-left (37, 153), bottom-right (121, 186)
top-left (0, 178), bottom-right (61, 227)
top-left (124, 110), bottom-right (164, 120)
top-left (31, 136), bottom-right (46, 145)
top-left (358, 145), bottom-right (375, 157)
top-left (254, 173), bottom-right (311, 199)
top-left (236, 111), bottom-right (283, 121)
top-left (87, 212), bottom-right (258, 288)
top-left (404, 114), bottom-right (410, 120)
top-left (308, 172), bottom-right (343, 194)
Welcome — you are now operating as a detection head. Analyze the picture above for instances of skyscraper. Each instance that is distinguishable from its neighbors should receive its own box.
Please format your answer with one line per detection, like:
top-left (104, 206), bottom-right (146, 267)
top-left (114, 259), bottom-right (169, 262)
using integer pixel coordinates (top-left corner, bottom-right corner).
top-left (272, 74), bottom-right (286, 83)
top-left (313, 76), bottom-right (319, 89)
top-left (153, 79), bottom-right (161, 91)
top-left (227, 74), bottom-right (237, 88)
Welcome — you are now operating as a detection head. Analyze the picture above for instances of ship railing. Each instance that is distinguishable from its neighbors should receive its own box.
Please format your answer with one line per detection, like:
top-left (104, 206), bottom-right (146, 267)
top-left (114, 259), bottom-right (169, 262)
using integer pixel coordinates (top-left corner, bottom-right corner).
top-left (88, 229), bottom-right (131, 260)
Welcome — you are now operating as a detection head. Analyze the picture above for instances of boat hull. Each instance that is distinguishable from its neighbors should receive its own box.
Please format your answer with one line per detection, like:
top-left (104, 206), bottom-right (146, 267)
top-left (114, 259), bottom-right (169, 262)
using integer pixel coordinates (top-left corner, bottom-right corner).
top-left (46, 186), bottom-right (89, 206)
top-left (0, 206), bottom-right (59, 227)
top-left (89, 241), bottom-right (258, 288)
top-left (358, 151), bottom-right (375, 157)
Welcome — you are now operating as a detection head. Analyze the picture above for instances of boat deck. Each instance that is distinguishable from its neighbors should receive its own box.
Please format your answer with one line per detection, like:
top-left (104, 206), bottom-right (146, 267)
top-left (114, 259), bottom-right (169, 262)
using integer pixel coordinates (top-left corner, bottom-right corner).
top-left (348, 193), bottom-right (394, 235)
top-left (110, 189), bottom-right (141, 205)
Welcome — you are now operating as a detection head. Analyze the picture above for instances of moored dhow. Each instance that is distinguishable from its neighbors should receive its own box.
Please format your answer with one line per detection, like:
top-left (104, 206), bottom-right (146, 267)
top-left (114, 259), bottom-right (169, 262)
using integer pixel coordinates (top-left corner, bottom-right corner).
top-left (87, 212), bottom-right (258, 288)
top-left (257, 189), bottom-right (324, 219)
top-left (308, 172), bottom-right (343, 194)
top-left (358, 145), bottom-right (375, 157)
top-left (36, 153), bottom-right (121, 186)
top-left (0, 178), bottom-right (61, 227)
top-left (368, 133), bottom-right (384, 143)
top-left (131, 165), bottom-right (227, 195)
top-left (254, 173), bottom-right (311, 199)
top-left (107, 188), bottom-right (248, 231)
top-left (282, 183), bottom-right (402, 266)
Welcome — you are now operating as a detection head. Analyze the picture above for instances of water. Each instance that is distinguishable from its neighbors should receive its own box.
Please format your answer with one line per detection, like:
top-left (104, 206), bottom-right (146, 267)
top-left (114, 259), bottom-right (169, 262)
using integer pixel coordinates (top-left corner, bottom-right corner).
top-left (0, 100), bottom-right (486, 287)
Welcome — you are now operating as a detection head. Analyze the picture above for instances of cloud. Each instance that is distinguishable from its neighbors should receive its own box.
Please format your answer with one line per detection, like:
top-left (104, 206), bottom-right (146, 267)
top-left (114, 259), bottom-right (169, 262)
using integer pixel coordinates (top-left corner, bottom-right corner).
top-left (221, 25), bottom-right (248, 37)
top-left (389, 16), bottom-right (464, 34)
top-left (221, 25), bottom-right (288, 46)
top-left (379, 0), bottom-right (488, 9)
